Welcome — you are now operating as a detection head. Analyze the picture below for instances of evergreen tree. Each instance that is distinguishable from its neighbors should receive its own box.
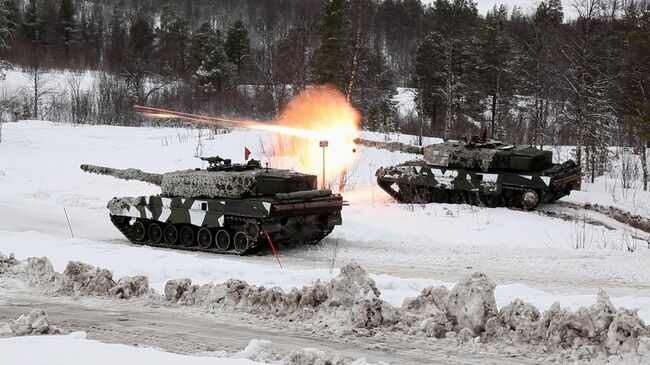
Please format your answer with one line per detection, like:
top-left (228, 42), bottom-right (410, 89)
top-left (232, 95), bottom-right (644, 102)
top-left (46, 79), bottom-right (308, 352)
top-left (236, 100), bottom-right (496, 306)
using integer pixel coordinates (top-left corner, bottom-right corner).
top-left (157, 5), bottom-right (190, 75)
top-left (125, 13), bottom-right (155, 102)
top-left (105, 7), bottom-right (126, 72)
top-left (312, 0), bottom-right (353, 92)
top-left (57, 0), bottom-right (76, 59)
top-left (128, 13), bottom-right (154, 60)
top-left (420, 0), bottom-right (480, 138)
top-left (557, 1), bottom-right (618, 181)
top-left (364, 51), bottom-right (397, 133)
top-left (2, 0), bottom-right (21, 41)
top-left (477, 5), bottom-right (517, 139)
top-left (79, 5), bottom-right (102, 69)
top-left (414, 32), bottom-right (447, 136)
top-left (510, 5), bottom-right (525, 22)
top-left (190, 21), bottom-right (219, 68)
top-left (22, 0), bottom-right (43, 42)
top-left (193, 39), bottom-right (235, 93)
top-left (514, 0), bottom-right (564, 146)
top-left (622, 4), bottom-right (650, 190)
top-left (224, 19), bottom-right (249, 74)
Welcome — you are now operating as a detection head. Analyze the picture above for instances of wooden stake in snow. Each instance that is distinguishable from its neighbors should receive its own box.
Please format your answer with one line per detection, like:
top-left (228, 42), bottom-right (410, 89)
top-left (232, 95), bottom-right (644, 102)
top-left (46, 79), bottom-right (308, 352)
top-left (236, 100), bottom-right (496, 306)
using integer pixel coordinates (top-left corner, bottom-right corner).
top-left (263, 229), bottom-right (283, 270)
top-left (63, 207), bottom-right (74, 238)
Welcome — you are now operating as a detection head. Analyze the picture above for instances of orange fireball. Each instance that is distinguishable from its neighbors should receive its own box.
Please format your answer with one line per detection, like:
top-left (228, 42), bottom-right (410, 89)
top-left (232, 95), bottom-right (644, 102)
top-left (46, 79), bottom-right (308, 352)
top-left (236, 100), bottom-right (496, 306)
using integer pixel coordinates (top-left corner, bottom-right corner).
top-left (273, 85), bottom-right (361, 188)
top-left (136, 85), bottom-right (362, 190)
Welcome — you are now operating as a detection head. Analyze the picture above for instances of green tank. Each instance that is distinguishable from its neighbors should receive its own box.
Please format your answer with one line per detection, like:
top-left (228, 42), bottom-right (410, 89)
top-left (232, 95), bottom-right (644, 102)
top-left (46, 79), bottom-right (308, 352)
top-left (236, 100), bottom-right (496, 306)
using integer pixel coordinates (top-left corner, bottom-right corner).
top-left (354, 137), bottom-right (582, 209)
top-left (81, 157), bottom-right (343, 255)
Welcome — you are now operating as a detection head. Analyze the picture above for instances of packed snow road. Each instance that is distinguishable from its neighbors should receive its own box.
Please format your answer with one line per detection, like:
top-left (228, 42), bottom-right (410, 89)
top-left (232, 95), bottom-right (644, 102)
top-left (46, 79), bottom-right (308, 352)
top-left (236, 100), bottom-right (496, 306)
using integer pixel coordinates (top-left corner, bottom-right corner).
top-left (0, 289), bottom-right (536, 364)
top-left (0, 121), bottom-right (649, 314)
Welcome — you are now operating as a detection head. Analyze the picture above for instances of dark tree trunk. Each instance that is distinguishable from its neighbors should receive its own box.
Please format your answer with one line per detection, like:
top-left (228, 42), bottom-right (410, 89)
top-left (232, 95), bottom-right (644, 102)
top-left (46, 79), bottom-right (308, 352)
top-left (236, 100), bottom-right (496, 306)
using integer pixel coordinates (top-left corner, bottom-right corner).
top-left (490, 94), bottom-right (497, 138)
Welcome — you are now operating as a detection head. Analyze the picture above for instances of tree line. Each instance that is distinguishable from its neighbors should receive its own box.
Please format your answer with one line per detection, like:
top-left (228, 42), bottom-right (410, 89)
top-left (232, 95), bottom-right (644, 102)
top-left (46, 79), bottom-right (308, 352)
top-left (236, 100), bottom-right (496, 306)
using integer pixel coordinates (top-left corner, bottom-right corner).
top-left (0, 0), bottom-right (648, 186)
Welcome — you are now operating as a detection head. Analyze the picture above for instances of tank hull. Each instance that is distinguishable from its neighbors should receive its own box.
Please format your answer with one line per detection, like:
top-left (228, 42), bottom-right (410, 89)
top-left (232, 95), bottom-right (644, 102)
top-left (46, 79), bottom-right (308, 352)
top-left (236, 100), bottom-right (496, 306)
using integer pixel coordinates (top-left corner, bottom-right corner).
top-left (375, 160), bottom-right (581, 209)
top-left (107, 192), bottom-right (343, 255)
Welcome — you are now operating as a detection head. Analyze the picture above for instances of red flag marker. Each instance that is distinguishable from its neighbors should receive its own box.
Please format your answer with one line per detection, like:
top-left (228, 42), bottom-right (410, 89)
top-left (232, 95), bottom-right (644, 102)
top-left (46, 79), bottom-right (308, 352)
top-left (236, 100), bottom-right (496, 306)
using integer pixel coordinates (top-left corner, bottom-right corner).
top-left (244, 147), bottom-right (251, 160)
top-left (263, 229), bottom-right (283, 270)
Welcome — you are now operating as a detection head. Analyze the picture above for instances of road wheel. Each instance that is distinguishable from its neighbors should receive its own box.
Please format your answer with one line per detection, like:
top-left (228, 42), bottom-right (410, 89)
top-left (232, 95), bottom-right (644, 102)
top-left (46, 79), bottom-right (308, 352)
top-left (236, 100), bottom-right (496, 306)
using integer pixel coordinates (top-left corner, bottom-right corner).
top-left (432, 189), bottom-right (448, 203)
top-left (148, 223), bottom-right (163, 244)
top-left (131, 220), bottom-right (146, 242)
top-left (521, 190), bottom-right (540, 210)
top-left (180, 226), bottom-right (195, 247)
top-left (449, 190), bottom-right (467, 204)
top-left (215, 230), bottom-right (230, 251)
top-left (197, 228), bottom-right (213, 249)
top-left (244, 221), bottom-right (260, 238)
top-left (233, 232), bottom-right (249, 253)
top-left (164, 225), bottom-right (178, 244)
top-left (487, 194), bottom-right (505, 208)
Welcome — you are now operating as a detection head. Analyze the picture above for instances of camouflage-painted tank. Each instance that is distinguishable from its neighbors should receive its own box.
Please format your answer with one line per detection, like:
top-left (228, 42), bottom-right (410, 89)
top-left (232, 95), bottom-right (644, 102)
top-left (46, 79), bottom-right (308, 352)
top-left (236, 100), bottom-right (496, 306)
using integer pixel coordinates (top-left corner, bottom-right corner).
top-left (354, 136), bottom-right (581, 210)
top-left (81, 157), bottom-right (343, 255)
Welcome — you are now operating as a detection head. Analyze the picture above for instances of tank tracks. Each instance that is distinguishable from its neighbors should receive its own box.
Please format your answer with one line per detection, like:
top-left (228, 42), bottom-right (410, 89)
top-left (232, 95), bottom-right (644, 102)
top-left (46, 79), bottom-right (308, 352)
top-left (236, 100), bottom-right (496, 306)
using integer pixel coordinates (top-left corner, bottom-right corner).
top-left (110, 215), bottom-right (334, 256)
top-left (378, 180), bottom-right (542, 210)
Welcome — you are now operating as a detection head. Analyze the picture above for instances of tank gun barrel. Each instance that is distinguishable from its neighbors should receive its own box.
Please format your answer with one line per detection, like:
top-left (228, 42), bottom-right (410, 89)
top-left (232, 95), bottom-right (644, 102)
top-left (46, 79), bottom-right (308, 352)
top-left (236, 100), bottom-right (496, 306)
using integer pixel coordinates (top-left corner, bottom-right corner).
top-left (353, 138), bottom-right (424, 155)
top-left (80, 164), bottom-right (163, 186)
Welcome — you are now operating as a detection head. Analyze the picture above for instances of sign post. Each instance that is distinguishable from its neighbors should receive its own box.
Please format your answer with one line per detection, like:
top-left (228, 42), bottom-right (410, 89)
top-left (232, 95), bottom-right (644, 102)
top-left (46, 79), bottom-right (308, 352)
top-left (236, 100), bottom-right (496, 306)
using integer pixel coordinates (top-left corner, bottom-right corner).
top-left (319, 140), bottom-right (328, 190)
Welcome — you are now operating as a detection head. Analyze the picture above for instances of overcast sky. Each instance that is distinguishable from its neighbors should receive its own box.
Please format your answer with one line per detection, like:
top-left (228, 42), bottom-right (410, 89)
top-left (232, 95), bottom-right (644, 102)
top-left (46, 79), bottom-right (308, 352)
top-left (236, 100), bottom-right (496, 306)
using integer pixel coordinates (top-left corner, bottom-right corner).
top-left (423, 0), bottom-right (578, 18)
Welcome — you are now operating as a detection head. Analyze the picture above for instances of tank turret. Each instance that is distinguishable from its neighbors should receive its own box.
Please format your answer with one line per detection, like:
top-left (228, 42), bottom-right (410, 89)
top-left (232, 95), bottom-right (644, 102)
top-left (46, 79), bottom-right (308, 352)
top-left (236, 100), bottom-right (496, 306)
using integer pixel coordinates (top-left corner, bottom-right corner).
top-left (81, 157), bottom-right (317, 199)
top-left (353, 137), bottom-right (553, 172)
top-left (354, 137), bottom-right (581, 210)
top-left (81, 157), bottom-right (342, 255)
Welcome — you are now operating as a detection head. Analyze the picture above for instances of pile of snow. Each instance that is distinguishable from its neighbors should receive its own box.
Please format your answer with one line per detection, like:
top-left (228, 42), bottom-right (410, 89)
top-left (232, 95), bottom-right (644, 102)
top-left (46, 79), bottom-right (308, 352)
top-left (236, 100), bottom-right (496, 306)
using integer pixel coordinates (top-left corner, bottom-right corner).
top-left (0, 309), bottom-right (65, 337)
top-left (24, 257), bottom-right (60, 287)
top-left (158, 262), bottom-right (650, 361)
top-left (110, 275), bottom-right (151, 299)
top-left (163, 262), bottom-right (396, 331)
top-left (283, 348), bottom-right (344, 365)
top-left (486, 291), bottom-right (650, 362)
top-left (0, 252), bottom-right (17, 274)
top-left (3, 252), bottom-right (650, 361)
top-left (60, 261), bottom-right (116, 296)
top-left (401, 272), bottom-right (497, 338)
top-left (7, 254), bottom-right (151, 300)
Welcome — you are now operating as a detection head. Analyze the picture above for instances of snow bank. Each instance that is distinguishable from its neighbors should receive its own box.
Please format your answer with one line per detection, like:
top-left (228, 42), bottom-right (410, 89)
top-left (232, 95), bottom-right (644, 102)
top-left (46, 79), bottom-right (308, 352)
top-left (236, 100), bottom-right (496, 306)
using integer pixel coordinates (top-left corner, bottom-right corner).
top-left (110, 275), bottom-right (151, 299)
top-left (162, 262), bottom-right (397, 331)
top-left (60, 261), bottom-right (115, 296)
top-left (485, 290), bottom-right (650, 361)
top-left (24, 257), bottom-right (60, 287)
top-left (154, 262), bottom-right (650, 361)
top-left (3, 252), bottom-right (650, 361)
top-left (12, 255), bottom-right (151, 300)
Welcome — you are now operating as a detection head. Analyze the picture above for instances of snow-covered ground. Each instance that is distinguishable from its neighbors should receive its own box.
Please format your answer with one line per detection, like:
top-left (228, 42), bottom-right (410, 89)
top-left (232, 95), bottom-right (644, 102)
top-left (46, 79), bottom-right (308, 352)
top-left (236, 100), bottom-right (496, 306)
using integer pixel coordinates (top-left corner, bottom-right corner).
top-left (1, 120), bottom-right (649, 362)
top-left (0, 332), bottom-right (265, 365)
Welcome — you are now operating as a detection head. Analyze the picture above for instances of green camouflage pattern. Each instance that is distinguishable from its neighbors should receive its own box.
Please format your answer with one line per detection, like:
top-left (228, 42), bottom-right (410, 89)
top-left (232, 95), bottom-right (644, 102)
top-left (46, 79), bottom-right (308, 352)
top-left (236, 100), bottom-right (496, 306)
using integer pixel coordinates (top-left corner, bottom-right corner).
top-left (356, 138), bottom-right (582, 209)
top-left (82, 157), bottom-right (344, 254)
